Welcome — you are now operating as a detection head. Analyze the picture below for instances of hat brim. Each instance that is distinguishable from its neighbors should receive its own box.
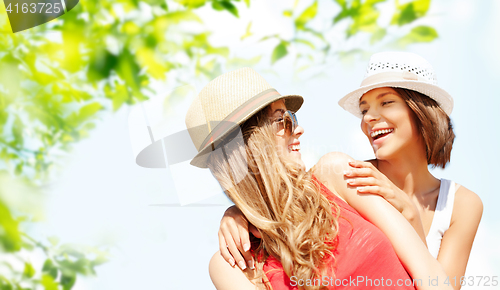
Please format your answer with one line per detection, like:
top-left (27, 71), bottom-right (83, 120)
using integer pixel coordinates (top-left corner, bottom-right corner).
top-left (338, 80), bottom-right (453, 118)
top-left (190, 94), bottom-right (303, 168)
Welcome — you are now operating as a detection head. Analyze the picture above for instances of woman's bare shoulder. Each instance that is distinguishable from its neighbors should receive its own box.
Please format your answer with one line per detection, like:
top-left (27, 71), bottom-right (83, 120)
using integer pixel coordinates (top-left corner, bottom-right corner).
top-left (452, 184), bottom-right (483, 224)
top-left (314, 152), bottom-right (353, 177)
top-left (312, 152), bottom-right (354, 201)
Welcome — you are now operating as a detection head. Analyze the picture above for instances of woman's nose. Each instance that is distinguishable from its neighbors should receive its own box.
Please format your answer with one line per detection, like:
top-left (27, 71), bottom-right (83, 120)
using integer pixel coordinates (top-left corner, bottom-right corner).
top-left (363, 108), bottom-right (380, 123)
top-left (293, 125), bottom-right (304, 138)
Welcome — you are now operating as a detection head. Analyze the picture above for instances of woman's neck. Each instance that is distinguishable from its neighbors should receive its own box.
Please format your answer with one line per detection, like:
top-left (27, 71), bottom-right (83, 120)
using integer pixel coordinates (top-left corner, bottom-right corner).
top-left (377, 154), bottom-right (440, 198)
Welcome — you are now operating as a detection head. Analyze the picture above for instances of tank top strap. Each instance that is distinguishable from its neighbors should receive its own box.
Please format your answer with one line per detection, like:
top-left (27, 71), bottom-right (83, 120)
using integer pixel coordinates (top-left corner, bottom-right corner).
top-left (426, 179), bottom-right (456, 258)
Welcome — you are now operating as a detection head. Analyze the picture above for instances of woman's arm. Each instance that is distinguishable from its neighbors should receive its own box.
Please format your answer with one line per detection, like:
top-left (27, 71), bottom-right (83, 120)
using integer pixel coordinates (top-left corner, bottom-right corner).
top-left (217, 205), bottom-right (261, 270)
top-left (314, 152), bottom-right (452, 290)
top-left (209, 251), bottom-right (258, 290)
top-left (436, 186), bottom-right (483, 290)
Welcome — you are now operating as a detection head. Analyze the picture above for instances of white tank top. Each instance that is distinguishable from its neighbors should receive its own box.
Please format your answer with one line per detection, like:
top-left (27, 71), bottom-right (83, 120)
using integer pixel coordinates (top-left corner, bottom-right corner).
top-left (426, 179), bottom-right (457, 258)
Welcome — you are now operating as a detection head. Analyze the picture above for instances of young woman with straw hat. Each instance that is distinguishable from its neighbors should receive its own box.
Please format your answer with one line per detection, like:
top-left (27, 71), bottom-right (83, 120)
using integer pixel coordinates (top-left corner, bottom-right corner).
top-left (218, 52), bottom-right (482, 290)
top-left (186, 67), bottom-right (451, 289)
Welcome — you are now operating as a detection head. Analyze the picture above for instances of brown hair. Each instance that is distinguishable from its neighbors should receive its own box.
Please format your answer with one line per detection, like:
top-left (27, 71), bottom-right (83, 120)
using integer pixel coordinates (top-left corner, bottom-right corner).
top-left (208, 108), bottom-right (339, 290)
top-left (393, 88), bottom-right (455, 168)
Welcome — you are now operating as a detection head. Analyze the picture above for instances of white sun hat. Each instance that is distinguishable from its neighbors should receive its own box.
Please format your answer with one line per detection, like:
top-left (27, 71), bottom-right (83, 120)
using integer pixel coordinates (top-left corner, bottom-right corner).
top-left (338, 51), bottom-right (453, 118)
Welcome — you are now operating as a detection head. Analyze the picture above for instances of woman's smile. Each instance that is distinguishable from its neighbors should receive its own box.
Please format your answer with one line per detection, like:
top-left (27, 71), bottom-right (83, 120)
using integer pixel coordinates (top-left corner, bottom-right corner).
top-left (359, 87), bottom-right (420, 159)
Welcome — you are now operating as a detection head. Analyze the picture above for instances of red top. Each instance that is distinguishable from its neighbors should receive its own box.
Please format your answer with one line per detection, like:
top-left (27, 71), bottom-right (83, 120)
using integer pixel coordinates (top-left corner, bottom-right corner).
top-left (261, 177), bottom-right (416, 289)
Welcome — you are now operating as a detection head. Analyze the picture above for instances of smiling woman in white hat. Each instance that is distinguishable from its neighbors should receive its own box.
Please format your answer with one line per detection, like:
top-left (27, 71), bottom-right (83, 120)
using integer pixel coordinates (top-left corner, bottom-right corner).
top-left (192, 67), bottom-right (453, 290)
top-left (335, 51), bottom-right (483, 287)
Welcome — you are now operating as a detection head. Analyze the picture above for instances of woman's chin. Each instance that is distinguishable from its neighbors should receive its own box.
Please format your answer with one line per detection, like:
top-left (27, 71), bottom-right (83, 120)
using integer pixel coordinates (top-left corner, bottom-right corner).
top-left (294, 156), bottom-right (306, 171)
top-left (281, 151), bottom-right (306, 170)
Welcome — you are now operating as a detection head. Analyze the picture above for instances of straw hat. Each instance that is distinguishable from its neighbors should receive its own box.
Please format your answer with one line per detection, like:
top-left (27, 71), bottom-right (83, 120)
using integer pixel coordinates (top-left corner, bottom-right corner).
top-left (186, 67), bottom-right (303, 168)
top-left (338, 51), bottom-right (453, 118)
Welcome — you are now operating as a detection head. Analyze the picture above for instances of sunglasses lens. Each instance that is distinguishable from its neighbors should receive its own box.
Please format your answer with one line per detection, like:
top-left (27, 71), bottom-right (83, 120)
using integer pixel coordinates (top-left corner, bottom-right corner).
top-left (284, 114), bottom-right (292, 135)
top-left (283, 111), bottom-right (297, 135)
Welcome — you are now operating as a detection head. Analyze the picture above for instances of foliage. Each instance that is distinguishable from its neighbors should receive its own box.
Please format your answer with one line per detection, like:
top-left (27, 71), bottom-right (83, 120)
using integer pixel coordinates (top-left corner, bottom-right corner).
top-left (0, 0), bottom-right (438, 288)
top-left (0, 173), bottom-right (108, 290)
top-left (269, 0), bottom-right (437, 71)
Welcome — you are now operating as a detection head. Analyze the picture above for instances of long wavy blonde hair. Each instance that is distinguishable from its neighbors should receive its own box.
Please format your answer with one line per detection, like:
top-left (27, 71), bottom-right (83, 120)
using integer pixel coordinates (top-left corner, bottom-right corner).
top-left (208, 107), bottom-right (339, 290)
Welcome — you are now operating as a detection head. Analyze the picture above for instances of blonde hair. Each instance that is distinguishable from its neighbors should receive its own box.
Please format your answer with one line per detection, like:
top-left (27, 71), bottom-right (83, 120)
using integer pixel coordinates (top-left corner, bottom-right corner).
top-left (208, 108), bottom-right (339, 290)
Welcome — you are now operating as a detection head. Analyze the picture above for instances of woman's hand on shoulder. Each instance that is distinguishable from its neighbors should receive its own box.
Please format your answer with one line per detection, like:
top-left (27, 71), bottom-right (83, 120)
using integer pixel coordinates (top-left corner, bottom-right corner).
top-left (344, 160), bottom-right (418, 221)
top-left (219, 205), bottom-right (260, 271)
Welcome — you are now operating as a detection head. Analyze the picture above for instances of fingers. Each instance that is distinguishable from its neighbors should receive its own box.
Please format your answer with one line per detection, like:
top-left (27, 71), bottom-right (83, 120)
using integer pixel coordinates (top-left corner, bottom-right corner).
top-left (346, 176), bottom-right (379, 187)
top-left (237, 223), bottom-right (255, 270)
top-left (344, 167), bottom-right (374, 178)
top-left (346, 177), bottom-right (392, 198)
top-left (219, 225), bottom-right (248, 270)
top-left (218, 231), bottom-right (236, 267)
top-left (249, 224), bottom-right (262, 239)
top-left (218, 209), bottom-right (255, 270)
top-left (356, 185), bottom-right (384, 195)
top-left (348, 160), bottom-right (374, 169)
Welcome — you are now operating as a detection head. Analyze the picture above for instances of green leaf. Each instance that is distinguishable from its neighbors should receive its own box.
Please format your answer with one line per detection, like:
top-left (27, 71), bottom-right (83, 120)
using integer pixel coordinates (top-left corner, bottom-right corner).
top-left (370, 27), bottom-right (387, 44)
top-left (87, 49), bottom-right (118, 82)
top-left (293, 38), bottom-right (315, 49)
top-left (335, 0), bottom-right (346, 8)
top-left (211, 0), bottom-right (224, 10)
top-left (227, 56), bottom-right (262, 68)
top-left (61, 274), bottom-right (76, 290)
top-left (391, 0), bottom-right (431, 26)
top-left (42, 259), bottom-right (58, 279)
top-left (41, 274), bottom-right (58, 290)
top-left (259, 34), bottom-right (279, 42)
top-left (295, 1), bottom-right (318, 30)
top-left (0, 200), bottom-right (22, 252)
top-left (48, 236), bottom-right (60, 246)
top-left (78, 103), bottom-right (103, 122)
top-left (116, 49), bottom-right (142, 95)
top-left (213, 1), bottom-right (239, 17)
top-left (271, 41), bottom-right (288, 64)
top-left (15, 162), bottom-right (23, 175)
top-left (12, 116), bottom-right (24, 148)
top-left (283, 10), bottom-right (292, 17)
top-left (23, 262), bottom-right (35, 278)
top-left (243, 0), bottom-right (250, 7)
top-left (303, 27), bottom-right (326, 42)
top-left (393, 25), bottom-right (438, 48)
top-left (175, 0), bottom-right (207, 8)
top-left (240, 22), bottom-right (252, 40)
top-left (106, 84), bottom-right (130, 111)
top-left (412, 0), bottom-right (431, 14)
top-left (164, 11), bottom-right (202, 24)
top-left (0, 276), bottom-right (13, 290)
top-left (206, 46), bottom-right (230, 57)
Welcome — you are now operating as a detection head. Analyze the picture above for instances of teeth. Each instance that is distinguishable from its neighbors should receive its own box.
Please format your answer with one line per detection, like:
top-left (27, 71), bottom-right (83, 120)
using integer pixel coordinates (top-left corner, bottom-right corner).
top-left (371, 129), bottom-right (394, 138)
top-left (289, 144), bottom-right (300, 151)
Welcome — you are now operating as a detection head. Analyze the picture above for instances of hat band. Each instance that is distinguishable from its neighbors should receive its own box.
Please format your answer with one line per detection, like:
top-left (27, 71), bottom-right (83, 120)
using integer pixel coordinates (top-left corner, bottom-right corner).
top-left (360, 71), bottom-right (429, 87)
top-left (198, 88), bottom-right (281, 152)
